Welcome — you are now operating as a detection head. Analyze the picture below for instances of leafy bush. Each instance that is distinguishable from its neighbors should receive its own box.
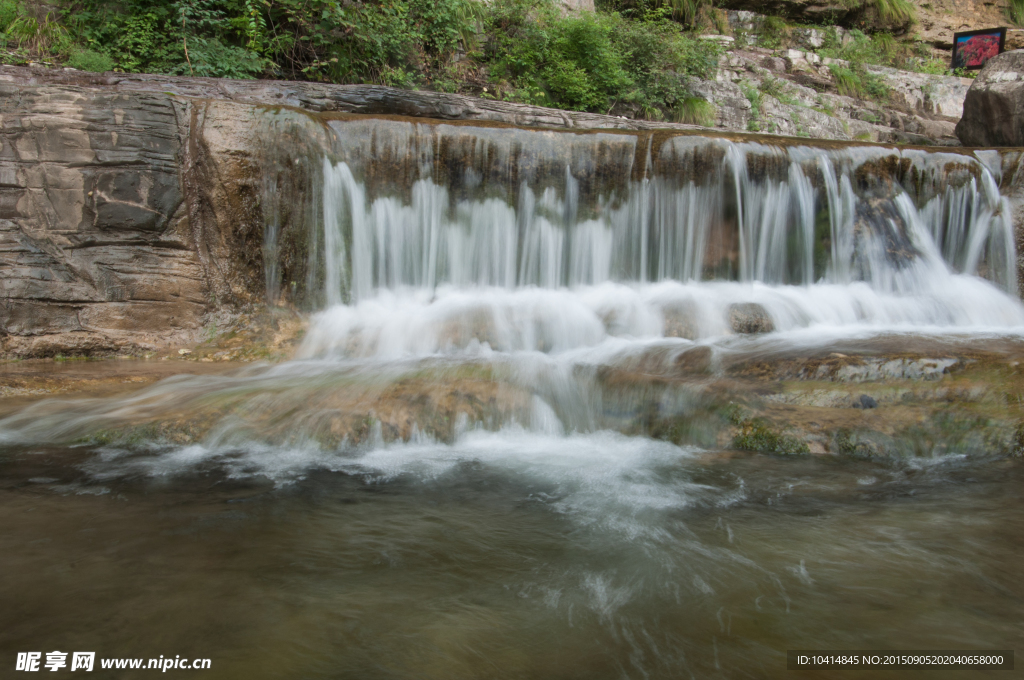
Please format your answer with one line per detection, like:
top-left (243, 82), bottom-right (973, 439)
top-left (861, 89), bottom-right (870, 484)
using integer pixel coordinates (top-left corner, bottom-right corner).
top-left (544, 13), bottom-right (631, 110)
top-left (8, 11), bottom-right (70, 54)
top-left (0, 0), bottom-right (18, 33)
top-left (739, 80), bottom-right (761, 131)
top-left (595, 0), bottom-right (713, 29)
top-left (484, 0), bottom-right (720, 115)
top-left (59, 0), bottom-right (721, 121)
top-left (67, 47), bottom-right (115, 72)
top-left (673, 95), bottom-right (715, 125)
top-left (818, 29), bottom-right (946, 78)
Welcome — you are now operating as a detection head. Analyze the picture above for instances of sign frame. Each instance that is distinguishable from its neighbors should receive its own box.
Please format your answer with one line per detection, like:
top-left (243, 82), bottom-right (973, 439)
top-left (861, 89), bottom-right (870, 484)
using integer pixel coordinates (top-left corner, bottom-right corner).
top-left (951, 27), bottom-right (1007, 70)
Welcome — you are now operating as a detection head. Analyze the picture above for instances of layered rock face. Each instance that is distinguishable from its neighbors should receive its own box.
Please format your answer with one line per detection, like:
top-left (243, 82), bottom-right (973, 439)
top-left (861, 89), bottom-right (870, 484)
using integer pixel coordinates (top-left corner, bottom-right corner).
top-left (956, 50), bottom-right (1024, 148)
top-left (0, 86), bottom-right (203, 356)
top-left (0, 75), bottom-right (332, 356)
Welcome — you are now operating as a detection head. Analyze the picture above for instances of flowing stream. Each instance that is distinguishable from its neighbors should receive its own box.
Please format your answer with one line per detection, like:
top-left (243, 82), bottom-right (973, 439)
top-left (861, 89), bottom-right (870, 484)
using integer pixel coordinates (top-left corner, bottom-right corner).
top-left (2, 120), bottom-right (1024, 678)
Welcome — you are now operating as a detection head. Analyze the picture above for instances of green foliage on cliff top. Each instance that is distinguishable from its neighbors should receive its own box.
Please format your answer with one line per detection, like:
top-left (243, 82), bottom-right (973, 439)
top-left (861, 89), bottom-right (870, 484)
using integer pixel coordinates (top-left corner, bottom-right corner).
top-left (484, 0), bottom-right (720, 115)
top-left (56, 0), bottom-right (719, 121)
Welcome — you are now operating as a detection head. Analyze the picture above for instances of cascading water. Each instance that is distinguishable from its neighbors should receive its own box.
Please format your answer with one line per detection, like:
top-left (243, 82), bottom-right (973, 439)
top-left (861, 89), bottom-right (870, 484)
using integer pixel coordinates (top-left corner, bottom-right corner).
top-left (301, 119), bottom-right (1024, 360)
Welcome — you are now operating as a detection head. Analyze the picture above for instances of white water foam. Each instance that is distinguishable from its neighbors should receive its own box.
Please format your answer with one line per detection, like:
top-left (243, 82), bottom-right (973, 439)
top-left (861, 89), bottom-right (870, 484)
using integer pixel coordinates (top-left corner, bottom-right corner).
top-left (299, 277), bottom-right (1024, 360)
top-left (84, 427), bottom-right (731, 535)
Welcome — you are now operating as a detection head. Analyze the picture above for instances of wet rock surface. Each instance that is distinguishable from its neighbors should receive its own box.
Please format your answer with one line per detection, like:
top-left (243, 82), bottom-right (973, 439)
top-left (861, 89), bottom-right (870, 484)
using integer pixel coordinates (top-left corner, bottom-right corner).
top-left (7, 338), bottom-right (1022, 461)
top-left (728, 303), bottom-right (775, 334)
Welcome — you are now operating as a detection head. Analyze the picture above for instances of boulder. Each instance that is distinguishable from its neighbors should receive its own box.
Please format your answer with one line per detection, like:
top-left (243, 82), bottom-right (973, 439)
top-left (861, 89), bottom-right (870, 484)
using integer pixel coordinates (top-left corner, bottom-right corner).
top-left (728, 303), bottom-right (775, 334)
top-left (956, 50), bottom-right (1024, 147)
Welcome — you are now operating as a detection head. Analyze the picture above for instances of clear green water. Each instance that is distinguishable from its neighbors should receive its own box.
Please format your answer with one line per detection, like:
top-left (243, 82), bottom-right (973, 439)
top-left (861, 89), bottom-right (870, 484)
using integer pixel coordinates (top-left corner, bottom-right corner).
top-left (0, 432), bottom-right (1020, 679)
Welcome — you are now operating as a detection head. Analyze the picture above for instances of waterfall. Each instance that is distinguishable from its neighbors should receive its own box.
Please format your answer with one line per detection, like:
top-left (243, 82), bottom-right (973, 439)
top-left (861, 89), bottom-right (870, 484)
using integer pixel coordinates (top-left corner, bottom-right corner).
top-left (284, 119), bottom-right (1024, 358)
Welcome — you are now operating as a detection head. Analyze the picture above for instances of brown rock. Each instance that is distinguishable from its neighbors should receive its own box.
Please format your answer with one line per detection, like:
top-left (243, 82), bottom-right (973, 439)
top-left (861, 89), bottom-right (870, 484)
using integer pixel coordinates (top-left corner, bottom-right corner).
top-left (956, 50), bottom-right (1024, 147)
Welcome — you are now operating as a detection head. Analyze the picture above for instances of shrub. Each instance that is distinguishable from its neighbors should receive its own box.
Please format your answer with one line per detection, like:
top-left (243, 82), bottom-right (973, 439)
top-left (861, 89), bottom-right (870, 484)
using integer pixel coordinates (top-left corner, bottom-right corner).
top-left (62, 0), bottom-right (722, 121)
top-left (739, 80), bottom-right (761, 131)
top-left (544, 12), bottom-right (631, 111)
top-left (8, 11), bottom-right (70, 54)
top-left (595, 0), bottom-right (713, 29)
top-left (67, 47), bottom-right (114, 72)
top-left (758, 16), bottom-right (787, 49)
top-left (484, 0), bottom-right (720, 116)
top-left (0, 0), bottom-right (18, 33)
top-left (828, 63), bottom-right (889, 101)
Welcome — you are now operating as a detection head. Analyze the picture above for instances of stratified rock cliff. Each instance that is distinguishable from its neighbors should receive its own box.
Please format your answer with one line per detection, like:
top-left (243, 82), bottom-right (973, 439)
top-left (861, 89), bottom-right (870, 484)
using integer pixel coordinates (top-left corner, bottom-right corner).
top-left (0, 76), bottom-right (317, 356)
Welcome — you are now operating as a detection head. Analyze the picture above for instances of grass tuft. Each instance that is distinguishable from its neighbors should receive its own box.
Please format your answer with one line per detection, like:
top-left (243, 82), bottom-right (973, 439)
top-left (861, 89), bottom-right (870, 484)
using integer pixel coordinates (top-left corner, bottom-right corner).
top-left (874, 0), bottom-right (915, 25)
top-left (673, 96), bottom-right (716, 126)
top-left (1009, 0), bottom-right (1024, 26)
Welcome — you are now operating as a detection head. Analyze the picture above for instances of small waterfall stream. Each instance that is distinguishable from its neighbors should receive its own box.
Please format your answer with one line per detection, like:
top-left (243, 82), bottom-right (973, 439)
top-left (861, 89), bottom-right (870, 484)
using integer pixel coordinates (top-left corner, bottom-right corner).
top-left (297, 120), bottom-right (1024, 359)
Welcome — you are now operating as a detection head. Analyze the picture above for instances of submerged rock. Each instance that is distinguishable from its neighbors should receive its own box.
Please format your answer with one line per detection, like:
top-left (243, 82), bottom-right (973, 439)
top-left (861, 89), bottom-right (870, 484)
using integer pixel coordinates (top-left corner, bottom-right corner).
top-left (728, 303), bottom-right (774, 334)
top-left (662, 301), bottom-right (700, 340)
top-left (854, 394), bottom-right (878, 409)
top-left (674, 346), bottom-right (714, 374)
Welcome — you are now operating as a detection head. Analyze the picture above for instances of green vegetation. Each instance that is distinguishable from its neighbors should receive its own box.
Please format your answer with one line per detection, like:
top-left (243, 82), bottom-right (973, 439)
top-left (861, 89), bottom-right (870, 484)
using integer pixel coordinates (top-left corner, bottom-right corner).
top-left (1009, 0), bottom-right (1024, 27)
top-left (0, 1), bottom-right (73, 64)
top-left (757, 15), bottom-right (787, 49)
top-left (819, 28), bottom-right (945, 74)
top-left (0, 0), bottom-right (977, 124)
top-left (828, 62), bottom-right (888, 100)
top-left (872, 0), bottom-right (915, 25)
top-left (758, 76), bottom-right (796, 106)
top-left (67, 47), bottom-right (114, 71)
top-left (0, 0), bottom-right (706, 121)
top-left (595, 0), bottom-right (714, 28)
top-left (675, 95), bottom-right (716, 125)
top-left (738, 80), bottom-right (762, 132)
top-left (732, 416), bottom-right (810, 455)
top-left (481, 1), bottom-right (721, 116)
